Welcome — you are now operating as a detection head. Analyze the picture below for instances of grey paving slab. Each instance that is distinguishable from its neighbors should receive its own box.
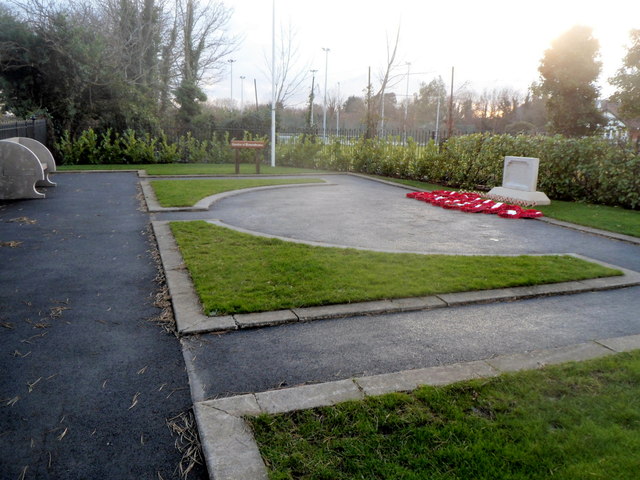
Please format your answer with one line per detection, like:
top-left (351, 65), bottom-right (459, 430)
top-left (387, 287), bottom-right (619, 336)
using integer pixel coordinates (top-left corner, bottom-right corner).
top-left (235, 309), bottom-right (299, 328)
top-left (193, 403), bottom-right (268, 480)
top-left (205, 394), bottom-right (262, 416)
top-left (485, 342), bottom-right (615, 372)
top-left (389, 295), bottom-right (448, 311)
top-left (293, 300), bottom-right (398, 321)
top-left (255, 379), bottom-right (364, 414)
top-left (355, 360), bottom-right (499, 397)
top-left (596, 334), bottom-right (640, 352)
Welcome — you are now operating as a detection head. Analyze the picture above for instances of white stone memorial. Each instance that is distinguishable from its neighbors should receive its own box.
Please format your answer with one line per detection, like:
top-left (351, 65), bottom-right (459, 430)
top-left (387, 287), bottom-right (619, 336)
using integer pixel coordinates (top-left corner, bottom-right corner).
top-left (487, 156), bottom-right (550, 205)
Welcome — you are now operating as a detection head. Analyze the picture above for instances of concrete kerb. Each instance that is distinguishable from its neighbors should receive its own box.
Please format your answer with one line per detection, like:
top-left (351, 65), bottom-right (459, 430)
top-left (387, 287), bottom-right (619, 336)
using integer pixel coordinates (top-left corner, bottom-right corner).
top-left (194, 334), bottom-right (640, 480)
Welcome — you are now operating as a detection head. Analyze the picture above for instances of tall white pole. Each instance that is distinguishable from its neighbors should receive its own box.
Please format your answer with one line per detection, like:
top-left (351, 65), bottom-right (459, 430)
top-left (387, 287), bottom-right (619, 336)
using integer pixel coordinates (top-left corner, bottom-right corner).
top-left (336, 81), bottom-right (340, 136)
top-left (322, 47), bottom-right (330, 141)
top-left (228, 59), bottom-right (235, 106)
top-left (240, 75), bottom-right (245, 110)
top-left (435, 97), bottom-right (441, 145)
top-left (270, 0), bottom-right (276, 167)
top-left (403, 62), bottom-right (410, 145)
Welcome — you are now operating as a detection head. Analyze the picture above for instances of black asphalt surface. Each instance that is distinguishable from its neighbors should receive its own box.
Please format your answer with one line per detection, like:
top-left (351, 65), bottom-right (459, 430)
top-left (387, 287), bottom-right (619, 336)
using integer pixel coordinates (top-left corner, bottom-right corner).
top-left (1, 173), bottom-right (206, 479)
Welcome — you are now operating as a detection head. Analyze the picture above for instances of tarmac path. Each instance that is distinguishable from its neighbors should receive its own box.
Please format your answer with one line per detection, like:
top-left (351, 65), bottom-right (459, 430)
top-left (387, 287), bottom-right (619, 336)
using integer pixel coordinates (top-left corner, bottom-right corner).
top-left (1, 173), bottom-right (207, 479)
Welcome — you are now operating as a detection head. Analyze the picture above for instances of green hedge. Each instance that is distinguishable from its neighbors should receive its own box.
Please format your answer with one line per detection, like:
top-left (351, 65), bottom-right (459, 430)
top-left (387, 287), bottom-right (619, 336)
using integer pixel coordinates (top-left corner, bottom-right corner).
top-left (57, 129), bottom-right (640, 209)
top-left (55, 128), bottom-right (263, 166)
top-left (277, 133), bottom-right (639, 209)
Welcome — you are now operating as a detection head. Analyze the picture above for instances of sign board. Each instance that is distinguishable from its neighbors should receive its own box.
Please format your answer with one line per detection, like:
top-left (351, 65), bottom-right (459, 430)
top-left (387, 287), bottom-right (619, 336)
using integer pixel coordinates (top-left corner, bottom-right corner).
top-left (230, 140), bottom-right (266, 149)
top-left (230, 140), bottom-right (266, 174)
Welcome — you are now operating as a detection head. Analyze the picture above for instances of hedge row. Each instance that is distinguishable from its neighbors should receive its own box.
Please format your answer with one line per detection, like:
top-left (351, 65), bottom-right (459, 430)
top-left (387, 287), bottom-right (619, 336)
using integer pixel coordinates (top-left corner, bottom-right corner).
top-left (57, 129), bottom-right (639, 209)
top-left (278, 134), bottom-right (639, 209)
top-left (55, 128), bottom-right (261, 165)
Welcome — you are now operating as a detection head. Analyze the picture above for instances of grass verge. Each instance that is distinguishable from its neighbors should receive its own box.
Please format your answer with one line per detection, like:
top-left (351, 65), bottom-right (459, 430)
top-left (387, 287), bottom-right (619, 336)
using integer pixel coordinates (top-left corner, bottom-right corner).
top-left (151, 178), bottom-right (325, 207)
top-left (536, 200), bottom-right (640, 238)
top-left (250, 350), bottom-right (640, 480)
top-left (369, 175), bottom-right (640, 238)
top-left (170, 221), bottom-right (621, 315)
top-left (57, 163), bottom-right (325, 175)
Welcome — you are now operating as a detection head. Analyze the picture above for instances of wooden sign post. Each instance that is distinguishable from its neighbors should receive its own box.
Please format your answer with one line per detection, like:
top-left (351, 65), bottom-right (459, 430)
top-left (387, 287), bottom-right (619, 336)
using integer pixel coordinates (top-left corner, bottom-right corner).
top-left (230, 140), bottom-right (266, 174)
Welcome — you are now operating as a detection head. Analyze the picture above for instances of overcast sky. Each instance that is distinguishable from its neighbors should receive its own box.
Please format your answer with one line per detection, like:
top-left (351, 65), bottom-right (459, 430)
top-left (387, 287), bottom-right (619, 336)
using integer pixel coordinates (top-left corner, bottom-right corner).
top-left (205, 0), bottom-right (639, 108)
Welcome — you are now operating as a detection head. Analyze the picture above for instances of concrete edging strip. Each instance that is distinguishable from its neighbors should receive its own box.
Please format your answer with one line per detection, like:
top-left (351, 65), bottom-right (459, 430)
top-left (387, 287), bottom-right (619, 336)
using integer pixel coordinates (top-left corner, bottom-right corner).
top-left (193, 334), bottom-right (640, 480)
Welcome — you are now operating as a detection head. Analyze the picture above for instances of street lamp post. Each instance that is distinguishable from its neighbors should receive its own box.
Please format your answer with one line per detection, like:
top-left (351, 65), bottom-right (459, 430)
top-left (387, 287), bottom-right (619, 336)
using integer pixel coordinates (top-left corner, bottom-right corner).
top-left (403, 62), bottom-right (411, 145)
top-left (336, 81), bottom-right (340, 136)
top-left (228, 59), bottom-right (235, 107)
top-left (310, 69), bottom-right (317, 127)
top-left (239, 76), bottom-right (245, 110)
top-left (322, 47), bottom-right (330, 141)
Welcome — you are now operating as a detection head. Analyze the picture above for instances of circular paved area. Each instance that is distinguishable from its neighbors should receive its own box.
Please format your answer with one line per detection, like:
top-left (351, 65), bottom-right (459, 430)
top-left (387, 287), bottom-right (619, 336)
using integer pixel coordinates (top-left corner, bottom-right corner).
top-left (155, 174), bottom-right (640, 270)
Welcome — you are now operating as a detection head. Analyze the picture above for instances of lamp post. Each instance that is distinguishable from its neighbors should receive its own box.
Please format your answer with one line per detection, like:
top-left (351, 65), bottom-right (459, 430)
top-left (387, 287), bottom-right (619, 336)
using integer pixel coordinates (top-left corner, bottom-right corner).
top-left (336, 81), bottom-right (340, 136)
top-left (270, 0), bottom-right (276, 167)
top-left (322, 47), bottom-right (330, 141)
top-left (403, 62), bottom-right (411, 145)
top-left (239, 75), bottom-right (245, 110)
top-left (228, 59), bottom-right (235, 107)
top-left (309, 69), bottom-right (317, 127)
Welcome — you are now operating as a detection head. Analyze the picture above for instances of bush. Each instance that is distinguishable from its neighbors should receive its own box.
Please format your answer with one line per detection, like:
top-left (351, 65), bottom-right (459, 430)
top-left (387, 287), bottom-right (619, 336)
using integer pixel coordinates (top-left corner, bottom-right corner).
top-left (310, 132), bottom-right (639, 209)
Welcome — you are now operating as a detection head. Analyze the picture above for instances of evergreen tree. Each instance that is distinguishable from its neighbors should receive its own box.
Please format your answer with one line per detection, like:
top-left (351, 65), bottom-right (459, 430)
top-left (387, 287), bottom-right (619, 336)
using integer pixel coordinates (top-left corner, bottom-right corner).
top-left (539, 25), bottom-right (605, 136)
top-left (610, 29), bottom-right (640, 120)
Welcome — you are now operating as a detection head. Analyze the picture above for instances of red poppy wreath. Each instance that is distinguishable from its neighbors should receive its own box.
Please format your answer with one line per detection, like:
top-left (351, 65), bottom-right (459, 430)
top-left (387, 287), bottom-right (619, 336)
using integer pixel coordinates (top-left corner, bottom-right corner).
top-left (406, 190), bottom-right (543, 219)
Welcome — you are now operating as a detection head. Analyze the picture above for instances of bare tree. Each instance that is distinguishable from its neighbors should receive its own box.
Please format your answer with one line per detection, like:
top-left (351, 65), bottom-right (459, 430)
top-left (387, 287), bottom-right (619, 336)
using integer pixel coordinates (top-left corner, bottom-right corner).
top-left (174, 0), bottom-right (238, 126)
top-left (362, 24), bottom-right (402, 137)
top-left (265, 21), bottom-right (309, 108)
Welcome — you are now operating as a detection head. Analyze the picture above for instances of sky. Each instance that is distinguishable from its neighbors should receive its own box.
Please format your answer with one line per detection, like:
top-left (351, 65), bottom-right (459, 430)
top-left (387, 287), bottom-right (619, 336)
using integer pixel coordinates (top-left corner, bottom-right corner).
top-left (205, 0), bottom-right (639, 108)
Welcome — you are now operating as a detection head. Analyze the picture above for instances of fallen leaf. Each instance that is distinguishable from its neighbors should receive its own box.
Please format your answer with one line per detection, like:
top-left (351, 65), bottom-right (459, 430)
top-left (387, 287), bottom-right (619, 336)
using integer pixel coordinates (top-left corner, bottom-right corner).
top-left (27, 377), bottom-right (42, 393)
top-left (9, 216), bottom-right (37, 225)
top-left (0, 241), bottom-right (22, 248)
top-left (128, 392), bottom-right (140, 410)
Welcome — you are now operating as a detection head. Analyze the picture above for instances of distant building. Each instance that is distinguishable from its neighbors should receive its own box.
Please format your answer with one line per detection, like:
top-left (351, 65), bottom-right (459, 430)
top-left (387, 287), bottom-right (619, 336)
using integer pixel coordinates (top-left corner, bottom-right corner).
top-left (601, 100), bottom-right (640, 150)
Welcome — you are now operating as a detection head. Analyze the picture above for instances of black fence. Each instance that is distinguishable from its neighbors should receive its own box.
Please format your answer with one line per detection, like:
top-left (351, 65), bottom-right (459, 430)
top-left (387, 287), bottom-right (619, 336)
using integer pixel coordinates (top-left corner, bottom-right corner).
top-left (0, 118), bottom-right (48, 145)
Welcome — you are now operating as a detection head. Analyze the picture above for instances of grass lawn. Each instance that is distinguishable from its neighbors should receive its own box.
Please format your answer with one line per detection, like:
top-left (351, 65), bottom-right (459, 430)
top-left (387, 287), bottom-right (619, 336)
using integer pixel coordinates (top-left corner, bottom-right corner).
top-left (371, 175), bottom-right (640, 238)
top-left (151, 178), bottom-right (325, 207)
top-left (537, 200), bottom-right (640, 238)
top-left (250, 350), bottom-right (640, 480)
top-left (57, 163), bottom-right (325, 175)
top-left (170, 221), bottom-right (621, 315)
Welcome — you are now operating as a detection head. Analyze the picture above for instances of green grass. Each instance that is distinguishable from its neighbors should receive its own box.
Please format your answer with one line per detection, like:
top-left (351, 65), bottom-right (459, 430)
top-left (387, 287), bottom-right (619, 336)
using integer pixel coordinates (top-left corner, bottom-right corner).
top-left (370, 175), bottom-right (640, 238)
top-left (250, 350), bottom-right (640, 480)
top-left (170, 221), bottom-right (621, 315)
top-left (151, 178), bottom-right (325, 207)
top-left (57, 163), bottom-right (325, 175)
top-left (537, 200), bottom-right (640, 238)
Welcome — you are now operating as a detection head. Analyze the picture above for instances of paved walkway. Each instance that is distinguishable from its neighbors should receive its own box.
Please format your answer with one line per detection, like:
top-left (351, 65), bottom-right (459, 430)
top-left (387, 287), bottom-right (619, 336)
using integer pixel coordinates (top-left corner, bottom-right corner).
top-left (0, 173), bottom-right (207, 479)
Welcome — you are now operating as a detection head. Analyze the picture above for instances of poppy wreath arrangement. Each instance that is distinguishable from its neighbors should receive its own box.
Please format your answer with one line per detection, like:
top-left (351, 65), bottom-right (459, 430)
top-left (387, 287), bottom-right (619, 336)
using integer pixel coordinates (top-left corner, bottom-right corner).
top-left (406, 190), bottom-right (543, 219)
